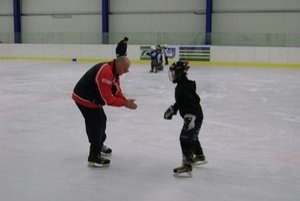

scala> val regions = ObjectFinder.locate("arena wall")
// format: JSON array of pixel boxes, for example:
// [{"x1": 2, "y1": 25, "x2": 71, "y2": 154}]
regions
[{"x1": 0, "y1": 44, "x2": 300, "y2": 68}]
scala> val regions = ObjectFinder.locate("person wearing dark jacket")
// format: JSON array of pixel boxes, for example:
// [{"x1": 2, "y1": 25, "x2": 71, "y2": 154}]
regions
[
  {"x1": 144, "y1": 45, "x2": 163, "y2": 73},
  {"x1": 116, "y1": 37, "x2": 128, "y2": 57},
  {"x1": 164, "y1": 61, "x2": 207, "y2": 177},
  {"x1": 72, "y1": 56, "x2": 137, "y2": 167}
]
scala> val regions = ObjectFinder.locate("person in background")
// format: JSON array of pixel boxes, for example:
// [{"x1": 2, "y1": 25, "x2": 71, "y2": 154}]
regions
[
  {"x1": 144, "y1": 45, "x2": 163, "y2": 73},
  {"x1": 116, "y1": 37, "x2": 129, "y2": 57},
  {"x1": 72, "y1": 56, "x2": 137, "y2": 167},
  {"x1": 161, "y1": 44, "x2": 169, "y2": 65},
  {"x1": 164, "y1": 60, "x2": 207, "y2": 177}
]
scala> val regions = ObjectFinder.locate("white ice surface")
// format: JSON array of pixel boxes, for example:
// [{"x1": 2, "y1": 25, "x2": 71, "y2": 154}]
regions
[{"x1": 0, "y1": 60, "x2": 299, "y2": 201}]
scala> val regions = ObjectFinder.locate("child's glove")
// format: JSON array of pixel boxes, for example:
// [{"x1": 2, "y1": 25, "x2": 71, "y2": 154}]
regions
[
  {"x1": 183, "y1": 114, "x2": 196, "y2": 130},
  {"x1": 164, "y1": 105, "x2": 175, "y2": 120}
]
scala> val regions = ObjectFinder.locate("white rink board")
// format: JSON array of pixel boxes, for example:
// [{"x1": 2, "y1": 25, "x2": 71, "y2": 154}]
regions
[{"x1": 1, "y1": 44, "x2": 300, "y2": 65}]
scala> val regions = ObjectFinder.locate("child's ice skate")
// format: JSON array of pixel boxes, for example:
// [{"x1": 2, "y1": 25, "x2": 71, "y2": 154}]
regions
[
  {"x1": 101, "y1": 145, "x2": 112, "y2": 156},
  {"x1": 192, "y1": 154, "x2": 207, "y2": 166},
  {"x1": 173, "y1": 163, "x2": 192, "y2": 178},
  {"x1": 88, "y1": 154, "x2": 110, "y2": 168}
]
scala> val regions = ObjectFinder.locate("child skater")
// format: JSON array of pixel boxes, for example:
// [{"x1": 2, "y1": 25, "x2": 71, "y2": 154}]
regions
[
  {"x1": 144, "y1": 45, "x2": 163, "y2": 73},
  {"x1": 164, "y1": 60, "x2": 207, "y2": 177}
]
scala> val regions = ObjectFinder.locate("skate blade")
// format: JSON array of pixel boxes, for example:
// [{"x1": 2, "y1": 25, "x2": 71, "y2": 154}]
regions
[
  {"x1": 88, "y1": 162, "x2": 110, "y2": 168},
  {"x1": 173, "y1": 172, "x2": 192, "y2": 178},
  {"x1": 101, "y1": 152, "x2": 112, "y2": 157},
  {"x1": 193, "y1": 160, "x2": 208, "y2": 166}
]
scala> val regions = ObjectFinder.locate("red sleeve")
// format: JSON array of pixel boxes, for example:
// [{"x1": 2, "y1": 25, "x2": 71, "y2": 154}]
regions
[
  {"x1": 115, "y1": 79, "x2": 126, "y2": 99},
  {"x1": 95, "y1": 64, "x2": 126, "y2": 107}
]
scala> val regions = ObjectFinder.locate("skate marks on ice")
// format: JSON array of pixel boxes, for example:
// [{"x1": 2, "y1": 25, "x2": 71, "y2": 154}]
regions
[
  {"x1": 173, "y1": 171, "x2": 192, "y2": 178},
  {"x1": 1, "y1": 62, "x2": 300, "y2": 201},
  {"x1": 273, "y1": 153, "x2": 300, "y2": 166}
]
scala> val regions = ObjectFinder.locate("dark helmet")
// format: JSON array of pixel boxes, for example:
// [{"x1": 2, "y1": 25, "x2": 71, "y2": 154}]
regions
[{"x1": 168, "y1": 60, "x2": 190, "y2": 83}]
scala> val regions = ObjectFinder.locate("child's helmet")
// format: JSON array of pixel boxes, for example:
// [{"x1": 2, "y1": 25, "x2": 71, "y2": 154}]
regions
[{"x1": 168, "y1": 60, "x2": 190, "y2": 83}]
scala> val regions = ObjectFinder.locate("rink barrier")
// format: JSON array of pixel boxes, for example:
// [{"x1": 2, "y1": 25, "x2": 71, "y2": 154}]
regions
[
  {"x1": 133, "y1": 60, "x2": 300, "y2": 68},
  {"x1": 194, "y1": 61, "x2": 300, "y2": 68},
  {"x1": 1, "y1": 44, "x2": 300, "y2": 68},
  {"x1": 1, "y1": 56, "x2": 300, "y2": 68}
]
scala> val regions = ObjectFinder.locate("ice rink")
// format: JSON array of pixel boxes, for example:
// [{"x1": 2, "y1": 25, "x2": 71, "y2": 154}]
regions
[{"x1": 0, "y1": 60, "x2": 299, "y2": 201}]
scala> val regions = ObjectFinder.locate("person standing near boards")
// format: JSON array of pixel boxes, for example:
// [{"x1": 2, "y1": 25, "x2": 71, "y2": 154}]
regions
[{"x1": 116, "y1": 37, "x2": 129, "y2": 57}]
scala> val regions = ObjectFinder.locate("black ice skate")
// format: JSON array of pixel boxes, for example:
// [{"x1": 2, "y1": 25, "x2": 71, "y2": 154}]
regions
[
  {"x1": 192, "y1": 154, "x2": 207, "y2": 166},
  {"x1": 101, "y1": 145, "x2": 112, "y2": 156},
  {"x1": 88, "y1": 154, "x2": 110, "y2": 168},
  {"x1": 173, "y1": 164, "x2": 192, "y2": 178}
]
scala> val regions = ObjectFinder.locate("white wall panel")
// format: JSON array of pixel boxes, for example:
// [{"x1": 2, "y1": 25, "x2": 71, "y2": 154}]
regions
[
  {"x1": 79, "y1": 45, "x2": 102, "y2": 59},
  {"x1": 31, "y1": 44, "x2": 79, "y2": 58},
  {"x1": 1, "y1": 44, "x2": 300, "y2": 65},
  {"x1": 236, "y1": 47, "x2": 255, "y2": 63},
  {"x1": 270, "y1": 47, "x2": 288, "y2": 63},
  {"x1": 110, "y1": 13, "x2": 205, "y2": 32},
  {"x1": 0, "y1": 16, "x2": 13, "y2": 32},
  {"x1": 213, "y1": 12, "x2": 300, "y2": 34},
  {"x1": 110, "y1": 0, "x2": 205, "y2": 12},
  {"x1": 110, "y1": 0, "x2": 205, "y2": 33},
  {"x1": 22, "y1": 15, "x2": 101, "y2": 33},
  {"x1": 0, "y1": 0, "x2": 13, "y2": 41},
  {"x1": 8, "y1": 44, "x2": 44, "y2": 57},
  {"x1": 283, "y1": 13, "x2": 300, "y2": 33},
  {"x1": 210, "y1": 46, "x2": 237, "y2": 62},
  {"x1": 287, "y1": 48, "x2": 300, "y2": 63},
  {"x1": 0, "y1": 0, "x2": 12, "y2": 14},
  {"x1": 213, "y1": 0, "x2": 300, "y2": 34},
  {"x1": 22, "y1": 0, "x2": 101, "y2": 13},
  {"x1": 20, "y1": 0, "x2": 102, "y2": 43},
  {"x1": 214, "y1": 0, "x2": 300, "y2": 10},
  {"x1": 1, "y1": 0, "x2": 300, "y2": 45},
  {"x1": 254, "y1": 47, "x2": 269, "y2": 63}
]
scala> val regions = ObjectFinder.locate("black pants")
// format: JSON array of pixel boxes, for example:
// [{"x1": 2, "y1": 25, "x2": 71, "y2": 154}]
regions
[
  {"x1": 151, "y1": 56, "x2": 163, "y2": 72},
  {"x1": 179, "y1": 109, "x2": 204, "y2": 164},
  {"x1": 76, "y1": 104, "x2": 107, "y2": 157},
  {"x1": 164, "y1": 55, "x2": 168, "y2": 65}
]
